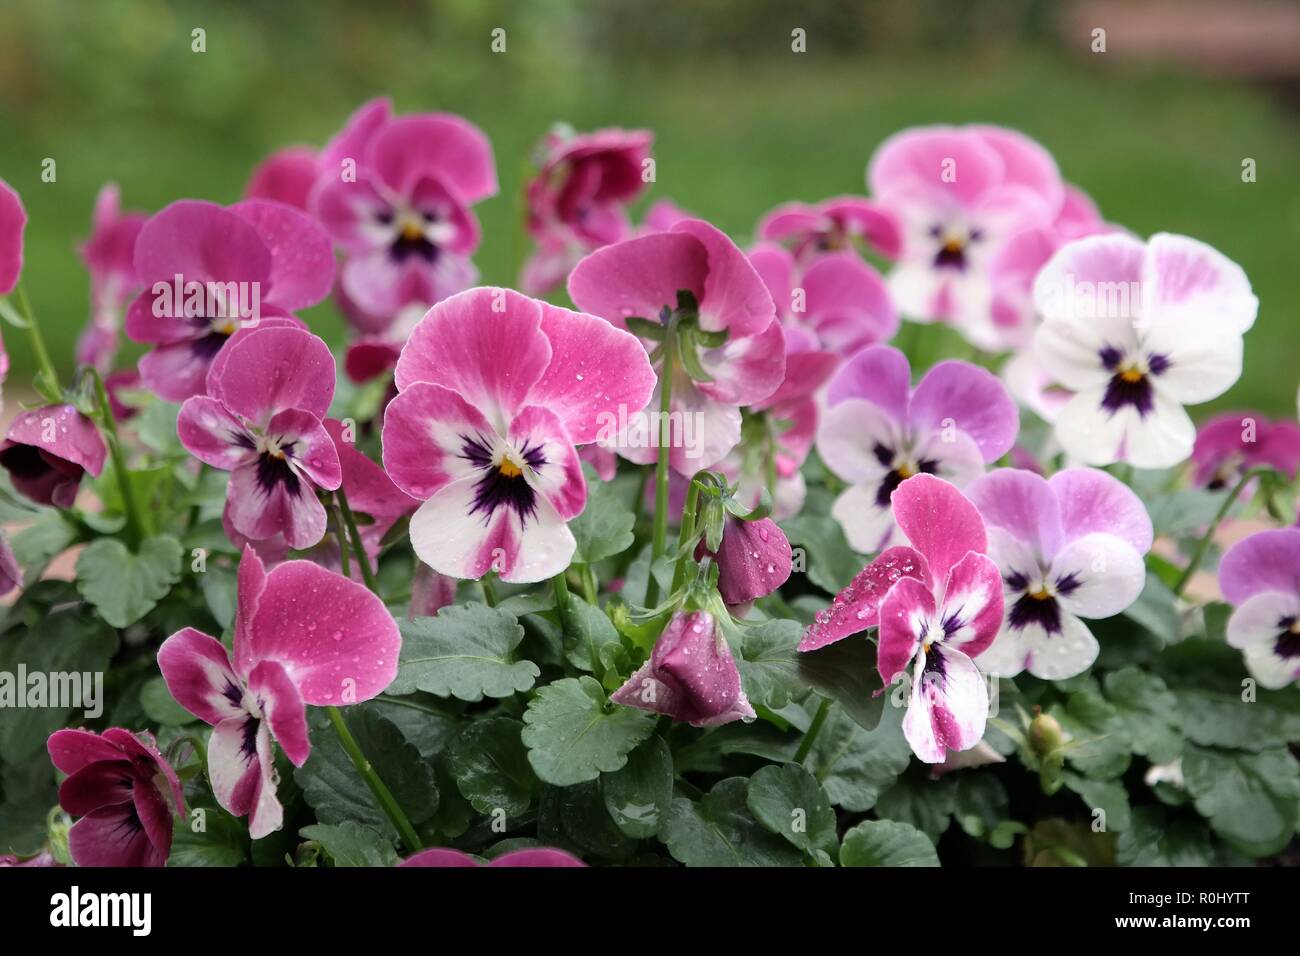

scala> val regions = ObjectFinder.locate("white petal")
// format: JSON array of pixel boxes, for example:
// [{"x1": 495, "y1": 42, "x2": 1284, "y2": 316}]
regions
[
  {"x1": 831, "y1": 482, "x2": 896, "y2": 554},
  {"x1": 1051, "y1": 532, "x2": 1147, "y2": 619}
]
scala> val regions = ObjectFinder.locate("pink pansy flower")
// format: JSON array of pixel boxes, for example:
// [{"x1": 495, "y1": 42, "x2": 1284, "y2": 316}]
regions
[
  {"x1": 1219, "y1": 528, "x2": 1300, "y2": 688},
  {"x1": 177, "y1": 327, "x2": 342, "y2": 549},
  {"x1": 311, "y1": 110, "x2": 496, "y2": 324},
  {"x1": 867, "y1": 125, "x2": 1064, "y2": 349},
  {"x1": 817, "y1": 345, "x2": 1018, "y2": 553},
  {"x1": 125, "y1": 199, "x2": 335, "y2": 401},
  {"x1": 697, "y1": 516, "x2": 793, "y2": 607},
  {"x1": 245, "y1": 145, "x2": 321, "y2": 211},
  {"x1": 76, "y1": 184, "x2": 147, "y2": 371},
  {"x1": 521, "y1": 126, "x2": 653, "y2": 295},
  {"x1": 158, "y1": 545, "x2": 400, "y2": 837},
  {"x1": 401, "y1": 847, "x2": 585, "y2": 867},
  {"x1": 383, "y1": 288, "x2": 655, "y2": 583},
  {"x1": 1191, "y1": 411, "x2": 1300, "y2": 490},
  {"x1": 0, "y1": 404, "x2": 107, "y2": 508},
  {"x1": 568, "y1": 218, "x2": 785, "y2": 473},
  {"x1": 611, "y1": 609, "x2": 756, "y2": 727},
  {"x1": 966, "y1": 468, "x2": 1152, "y2": 679},
  {"x1": 1032, "y1": 232, "x2": 1257, "y2": 468},
  {"x1": 639, "y1": 198, "x2": 694, "y2": 234},
  {"x1": 46, "y1": 728, "x2": 185, "y2": 868},
  {"x1": 0, "y1": 176, "x2": 25, "y2": 296},
  {"x1": 756, "y1": 195, "x2": 900, "y2": 264}
]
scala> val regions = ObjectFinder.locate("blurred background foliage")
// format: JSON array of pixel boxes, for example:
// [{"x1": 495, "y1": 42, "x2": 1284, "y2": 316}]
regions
[{"x1": 1, "y1": 0, "x2": 1297, "y2": 415}]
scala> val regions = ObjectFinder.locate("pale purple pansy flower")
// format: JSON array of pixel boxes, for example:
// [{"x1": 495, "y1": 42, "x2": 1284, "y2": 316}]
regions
[
  {"x1": 312, "y1": 111, "x2": 496, "y2": 324},
  {"x1": 611, "y1": 609, "x2": 756, "y2": 727},
  {"x1": 76, "y1": 184, "x2": 147, "y2": 371},
  {"x1": 158, "y1": 545, "x2": 400, "y2": 837},
  {"x1": 568, "y1": 218, "x2": 785, "y2": 474},
  {"x1": 817, "y1": 345, "x2": 1018, "y2": 553},
  {"x1": 966, "y1": 468, "x2": 1152, "y2": 679},
  {"x1": 124, "y1": 198, "x2": 334, "y2": 401},
  {"x1": 400, "y1": 847, "x2": 585, "y2": 867},
  {"x1": 1219, "y1": 528, "x2": 1300, "y2": 688},
  {"x1": 1191, "y1": 411, "x2": 1300, "y2": 490},
  {"x1": 177, "y1": 327, "x2": 342, "y2": 550},
  {"x1": 245, "y1": 145, "x2": 321, "y2": 211},
  {"x1": 1032, "y1": 232, "x2": 1257, "y2": 468},
  {"x1": 0, "y1": 404, "x2": 107, "y2": 508},
  {"x1": 867, "y1": 124, "x2": 1065, "y2": 348},
  {"x1": 0, "y1": 176, "x2": 25, "y2": 296},
  {"x1": 697, "y1": 516, "x2": 793, "y2": 608},
  {"x1": 756, "y1": 195, "x2": 901, "y2": 264},
  {"x1": 383, "y1": 288, "x2": 655, "y2": 583},
  {"x1": 46, "y1": 728, "x2": 185, "y2": 867},
  {"x1": 521, "y1": 126, "x2": 653, "y2": 295}
]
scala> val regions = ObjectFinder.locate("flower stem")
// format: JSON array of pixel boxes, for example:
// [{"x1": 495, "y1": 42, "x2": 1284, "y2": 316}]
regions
[
  {"x1": 14, "y1": 282, "x2": 61, "y2": 399},
  {"x1": 670, "y1": 477, "x2": 703, "y2": 595},
  {"x1": 794, "y1": 696, "x2": 833, "y2": 765},
  {"x1": 481, "y1": 574, "x2": 499, "y2": 607},
  {"x1": 1174, "y1": 467, "x2": 1270, "y2": 596},
  {"x1": 646, "y1": 318, "x2": 679, "y2": 608},
  {"x1": 335, "y1": 486, "x2": 379, "y2": 595},
  {"x1": 89, "y1": 368, "x2": 147, "y2": 547},
  {"x1": 325, "y1": 705, "x2": 422, "y2": 853},
  {"x1": 581, "y1": 564, "x2": 598, "y2": 604}
]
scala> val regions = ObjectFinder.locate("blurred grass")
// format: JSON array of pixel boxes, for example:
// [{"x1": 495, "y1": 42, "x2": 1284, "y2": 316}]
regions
[{"x1": 1, "y1": 0, "x2": 1297, "y2": 416}]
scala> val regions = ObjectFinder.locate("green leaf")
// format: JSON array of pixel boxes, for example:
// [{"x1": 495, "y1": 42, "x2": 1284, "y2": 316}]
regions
[
  {"x1": 1101, "y1": 666, "x2": 1182, "y2": 764},
  {"x1": 0, "y1": 759, "x2": 57, "y2": 856},
  {"x1": 139, "y1": 676, "x2": 196, "y2": 726},
  {"x1": 746, "y1": 763, "x2": 838, "y2": 856},
  {"x1": 168, "y1": 804, "x2": 249, "y2": 866},
  {"x1": 1182, "y1": 744, "x2": 1300, "y2": 857},
  {"x1": 779, "y1": 514, "x2": 862, "y2": 593},
  {"x1": 601, "y1": 735, "x2": 674, "y2": 839},
  {"x1": 840, "y1": 820, "x2": 940, "y2": 867},
  {"x1": 736, "y1": 618, "x2": 804, "y2": 711},
  {"x1": 133, "y1": 400, "x2": 185, "y2": 456},
  {"x1": 199, "y1": 562, "x2": 239, "y2": 631},
  {"x1": 391, "y1": 605, "x2": 539, "y2": 701},
  {"x1": 797, "y1": 635, "x2": 886, "y2": 733},
  {"x1": 660, "y1": 778, "x2": 803, "y2": 867},
  {"x1": 538, "y1": 781, "x2": 636, "y2": 862},
  {"x1": 300, "y1": 821, "x2": 399, "y2": 867},
  {"x1": 952, "y1": 773, "x2": 1011, "y2": 840},
  {"x1": 808, "y1": 700, "x2": 911, "y2": 812},
  {"x1": 521, "y1": 676, "x2": 655, "y2": 786},
  {"x1": 1048, "y1": 688, "x2": 1131, "y2": 780},
  {"x1": 1120, "y1": 571, "x2": 1180, "y2": 645},
  {"x1": 75, "y1": 535, "x2": 183, "y2": 628},
  {"x1": 1115, "y1": 806, "x2": 1214, "y2": 866},
  {"x1": 11, "y1": 513, "x2": 78, "y2": 585},
  {"x1": 875, "y1": 770, "x2": 957, "y2": 842},
  {"x1": 563, "y1": 597, "x2": 622, "y2": 675},
  {"x1": 1173, "y1": 689, "x2": 1300, "y2": 752},
  {"x1": 1144, "y1": 487, "x2": 1231, "y2": 538},
  {"x1": 1062, "y1": 773, "x2": 1132, "y2": 832},
  {"x1": 569, "y1": 475, "x2": 636, "y2": 564},
  {"x1": 445, "y1": 717, "x2": 537, "y2": 818}
]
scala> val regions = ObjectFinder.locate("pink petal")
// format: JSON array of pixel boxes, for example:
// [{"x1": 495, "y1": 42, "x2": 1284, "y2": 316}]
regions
[
  {"x1": 229, "y1": 199, "x2": 336, "y2": 311},
  {"x1": 5, "y1": 404, "x2": 107, "y2": 477},
  {"x1": 799, "y1": 546, "x2": 930, "y2": 652},
  {"x1": 370, "y1": 113, "x2": 498, "y2": 204},
  {"x1": 1218, "y1": 528, "x2": 1300, "y2": 607},
  {"x1": 965, "y1": 468, "x2": 1064, "y2": 562},
  {"x1": 246, "y1": 659, "x2": 310, "y2": 766},
  {"x1": 567, "y1": 230, "x2": 707, "y2": 331},
  {"x1": 47, "y1": 728, "x2": 126, "y2": 775},
  {"x1": 267, "y1": 408, "x2": 342, "y2": 490},
  {"x1": 177, "y1": 396, "x2": 257, "y2": 471},
  {"x1": 508, "y1": 405, "x2": 586, "y2": 520},
  {"x1": 908, "y1": 360, "x2": 1018, "y2": 463},
  {"x1": 748, "y1": 243, "x2": 794, "y2": 316},
  {"x1": 1047, "y1": 467, "x2": 1153, "y2": 555},
  {"x1": 244, "y1": 146, "x2": 319, "y2": 211},
  {"x1": 210, "y1": 326, "x2": 336, "y2": 424},
  {"x1": 381, "y1": 381, "x2": 495, "y2": 500},
  {"x1": 801, "y1": 252, "x2": 898, "y2": 351},
  {"x1": 67, "y1": 804, "x2": 166, "y2": 868},
  {"x1": 156, "y1": 627, "x2": 245, "y2": 726},
  {"x1": 939, "y1": 552, "x2": 1004, "y2": 658},
  {"x1": 892, "y1": 474, "x2": 988, "y2": 584},
  {"x1": 671, "y1": 219, "x2": 775, "y2": 339},
  {"x1": 318, "y1": 97, "x2": 393, "y2": 173},
  {"x1": 868, "y1": 125, "x2": 1004, "y2": 208},
  {"x1": 132, "y1": 199, "x2": 270, "y2": 288},
  {"x1": 825, "y1": 345, "x2": 911, "y2": 419},
  {"x1": 903, "y1": 643, "x2": 988, "y2": 764},
  {"x1": 489, "y1": 848, "x2": 586, "y2": 867},
  {"x1": 0, "y1": 178, "x2": 25, "y2": 296},
  {"x1": 1142, "y1": 232, "x2": 1257, "y2": 334},
  {"x1": 226, "y1": 457, "x2": 330, "y2": 550},
  {"x1": 876, "y1": 574, "x2": 935, "y2": 684},
  {"x1": 57, "y1": 760, "x2": 135, "y2": 816},
  {"x1": 399, "y1": 848, "x2": 481, "y2": 867},
  {"x1": 696, "y1": 318, "x2": 787, "y2": 407}
]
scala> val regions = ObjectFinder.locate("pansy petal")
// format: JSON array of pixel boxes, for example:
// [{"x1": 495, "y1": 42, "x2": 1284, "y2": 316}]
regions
[
  {"x1": 1242, "y1": 642, "x2": 1300, "y2": 691},
  {"x1": 132, "y1": 199, "x2": 270, "y2": 288},
  {"x1": 868, "y1": 126, "x2": 1003, "y2": 208},
  {"x1": 399, "y1": 848, "x2": 481, "y2": 867},
  {"x1": 246, "y1": 659, "x2": 310, "y2": 766},
  {"x1": 381, "y1": 381, "x2": 495, "y2": 499},
  {"x1": 825, "y1": 345, "x2": 911, "y2": 418},
  {"x1": 207, "y1": 714, "x2": 263, "y2": 820},
  {"x1": 903, "y1": 644, "x2": 988, "y2": 765},
  {"x1": 67, "y1": 805, "x2": 166, "y2": 868},
  {"x1": 57, "y1": 760, "x2": 135, "y2": 816},
  {"x1": 1030, "y1": 232, "x2": 1147, "y2": 326},
  {"x1": 939, "y1": 551, "x2": 1004, "y2": 658},
  {"x1": 210, "y1": 326, "x2": 336, "y2": 424},
  {"x1": 671, "y1": 219, "x2": 776, "y2": 339},
  {"x1": 1033, "y1": 315, "x2": 1137, "y2": 393},
  {"x1": 816, "y1": 398, "x2": 899, "y2": 483},
  {"x1": 1224, "y1": 589, "x2": 1300, "y2": 650},
  {"x1": 801, "y1": 252, "x2": 898, "y2": 351},
  {"x1": 1219, "y1": 528, "x2": 1300, "y2": 606},
  {"x1": 877, "y1": 575, "x2": 935, "y2": 685},
  {"x1": 908, "y1": 360, "x2": 1019, "y2": 463},
  {"x1": 1048, "y1": 467, "x2": 1153, "y2": 554},
  {"x1": 892, "y1": 474, "x2": 987, "y2": 583},
  {"x1": 489, "y1": 848, "x2": 587, "y2": 867},
  {"x1": 567, "y1": 231, "x2": 708, "y2": 331},
  {"x1": 132, "y1": 774, "x2": 176, "y2": 861},
  {"x1": 0, "y1": 178, "x2": 26, "y2": 296},
  {"x1": 370, "y1": 113, "x2": 498, "y2": 204},
  {"x1": 830, "y1": 481, "x2": 899, "y2": 554},
  {"x1": 1140, "y1": 314, "x2": 1243, "y2": 405},
  {"x1": 966, "y1": 469, "x2": 1063, "y2": 561},
  {"x1": 247, "y1": 721, "x2": 285, "y2": 840},
  {"x1": 156, "y1": 627, "x2": 245, "y2": 726},
  {"x1": 137, "y1": 341, "x2": 221, "y2": 404},
  {"x1": 266, "y1": 408, "x2": 342, "y2": 490},
  {"x1": 799, "y1": 546, "x2": 929, "y2": 651},
  {"x1": 1049, "y1": 532, "x2": 1146, "y2": 619},
  {"x1": 509, "y1": 405, "x2": 586, "y2": 520},
  {"x1": 5, "y1": 404, "x2": 107, "y2": 477},
  {"x1": 244, "y1": 145, "x2": 319, "y2": 211},
  {"x1": 1142, "y1": 232, "x2": 1257, "y2": 335},
  {"x1": 228, "y1": 199, "x2": 335, "y2": 311},
  {"x1": 177, "y1": 396, "x2": 257, "y2": 471},
  {"x1": 46, "y1": 728, "x2": 127, "y2": 776},
  {"x1": 226, "y1": 457, "x2": 329, "y2": 550},
  {"x1": 696, "y1": 318, "x2": 786, "y2": 407}
]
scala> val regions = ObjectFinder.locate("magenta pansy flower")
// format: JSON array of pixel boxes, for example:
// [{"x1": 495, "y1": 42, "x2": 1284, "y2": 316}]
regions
[
  {"x1": 817, "y1": 345, "x2": 1018, "y2": 553},
  {"x1": 756, "y1": 195, "x2": 900, "y2": 264},
  {"x1": 245, "y1": 145, "x2": 321, "y2": 211},
  {"x1": 698, "y1": 516, "x2": 793, "y2": 607},
  {"x1": 383, "y1": 288, "x2": 655, "y2": 583},
  {"x1": 568, "y1": 218, "x2": 785, "y2": 473},
  {"x1": 177, "y1": 326, "x2": 342, "y2": 549},
  {"x1": 76, "y1": 184, "x2": 147, "y2": 371},
  {"x1": 158, "y1": 545, "x2": 400, "y2": 837},
  {"x1": 47, "y1": 728, "x2": 185, "y2": 867},
  {"x1": 0, "y1": 176, "x2": 25, "y2": 296},
  {"x1": 125, "y1": 198, "x2": 334, "y2": 401},
  {"x1": 1219, "y1": 528, "x2": 1300, "y2": 689},
  {"x1": 611, "y1": 610, "x2": 756, "y2": 727},
  {"x1": 1032, "y1": 232, "x2": 1257, "y2": 468},
  {"x1": 312, "y1": 110, "x2": 497, "y2": 324},
  {"x1": 400, "y1": 847, "x2": 585, "y2": 867},
  {"x1": 521, "y1": 126, "x2": 653, "y2": 295},
  {"x1": 1191, "y1": 411, "x2": 1300, "y2": 490},
  {"x1": 0, "y1": 404, "x2": 107, "y2": 508},
  {"x1": 867, "y1": 125, "x2": 1064, "y2": 348},
  {"x1": 966, "y1": 468, "x2": 1152, "y2": 679}
]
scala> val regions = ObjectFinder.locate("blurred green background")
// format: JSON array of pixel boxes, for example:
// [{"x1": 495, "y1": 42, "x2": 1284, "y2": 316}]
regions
[{"x1": 1, "y1": 0, "x2": 1297, "y2": 416}]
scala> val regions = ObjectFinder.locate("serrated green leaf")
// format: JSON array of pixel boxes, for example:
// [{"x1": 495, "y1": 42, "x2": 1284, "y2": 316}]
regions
[
  {"x1": 168, "y1": 803, "x2": 249, "y2": 867},
  {"x1": 446, "y1": 717, "x2": 537, "y2": 818},
  {"x1": 779, "y1": 514, "x2": 862, "y2": 593},
  {"x1": 1102, "y1": 666, "x2": 1182, "y2": 764},
  {"x1": 840, "y1": 820, "x2": 939, "y2": 867},
  {"x1": 75, "y1": 535, "x2": 183, "y2": 628},
  {"x1": 660, "y1": 778, "x2": 802, "y2": 867},
  {"x1": 11, "y1": 513, "x2": 78, "y2": 585},
  {"x1": 1182, "y1": 744, "x2": 1300, "y2": 858},
  {"x1": 1048, "y1": 688, "x2": 1131, "y2": 780},
  {"x1": 875, "y1": 769, "x2": 957, "y2": 842},
  {"x1": 746, "y1": 762, "x2": 837, "y2": 856},
  {"x1": 139, "y1": 675, "x2": 196, "y2": 726},
  {"x1": 522, "y1": 676, "x2": 655, "y2": 786},
  {"x1": 1115, "y1": 806, "x2": 1214, "y2": 866},
  {"x1": 601, "y1": 735, "x2": 673, "y2": 839},
  {"x1": 808, "y1": 700, "x2": 911, "y2": 812},
  {"x1": 569, "y1": 476, "x2": 636, "y2": 564},
  {"x1": 300, "y1": 821, "x2": 399, "y2": 867},
  {"x1": 1174, "y1": 689, "x2": 1300, "y2": 752},
  {"x1": 736, "y1": 618, "x2": 804, "y2": 711},
  {"x1": 391, "y1": 604, "x2": 538, "y2": 701}
]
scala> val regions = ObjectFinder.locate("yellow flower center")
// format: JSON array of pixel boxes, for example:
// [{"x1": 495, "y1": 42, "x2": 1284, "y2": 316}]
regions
[
  {"x1": 1029, "y1": 587, "x2": 1053, "y2": 601},
  {"x1": 1118, "y1": 364, "x2": 1144, "y2": 384},
  {"x1": 498, "y1": 458, "x2": 523, "y2": 478},
  {"x1": 400, "y1": 221, "x2": 425, "y2": 242}
]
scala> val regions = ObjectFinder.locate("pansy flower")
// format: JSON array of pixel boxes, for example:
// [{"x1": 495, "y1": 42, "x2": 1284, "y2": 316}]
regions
[
  {"x1": 401, "y1": 847, "x2": 585, "y2": 867},
  {"x1": 966, "y1": 468, "x2": 1152, "y2": 679},
  {"x1": 157, "y1": 545, "x2": 400, "y2": 837},
  {"x1": 0, "y1": 176, "x2": 24, "y2": 296},
  {"x1": 1032, "y1": 232, "x2": 1257, "y2": 468},
  {"x1": 1191, "y1": 411, "x2": 1300, "y2": 490},
  {"x1": 568, "y1": 218, "x2": 785, "y2": 473},
  {"x1": 76, "y1": 184, "x2": 147, "y2": 371},
  {"x1": 312, "y1": 111, "x2": 496, "y2": 324},
  {"x1": 0, "y1": 404, "x2": 107, "y2": 508},
  {"x1": 639, "y1": 198, "x2": 694, "y2": 234},
  {"x1": 697, "y1": 515, "x2": 793, "y2": 608},
  {"x1": 611, "y1": 609, "x2": 756, "y2": 727},
  {"x1": 1219, "y1": 528, "x2": 1300, "y2": 688},
  {"x1": 867, "y1": 125, "x2": 1064, "y2": 349},
  {"x1": 756, "y1": 195, "x2": 900, "y2": 264},
  {"x1": 245, "y1": 145, "x2": 321, "y2": 211},
  {"x1": 125, "y1": 199, "x2": 335, "y2": 401},
  {"x1": 521, "y1": 126, "x2": 653, "y2": 295},
  {"x1": 46, "y1": 728, "x2": 185, "y2": 867},
  {"x1": 817, "y1": 345, "x2": 1018, "y2": 553},
  {"x1": 177, "y1": 326, "x2": 342, "y2": 549},
  {"x1": 383, "y1": 288, "x2": 655, "y2": 583}
]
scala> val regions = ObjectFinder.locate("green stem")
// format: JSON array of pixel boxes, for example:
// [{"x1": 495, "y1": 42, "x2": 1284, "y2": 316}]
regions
[
  {"x1": 335, "y1": 486, "x2": 379, "y2": 594},
  {"x1": 89, "y1": 368, "x2": 147, "y2": 547},
  {"x1": 580, "y1": 564, "x2": 598, "y2": 605},
  {"x1": 553, "y1": 571, "x2": 598, "y2": 674},
  {"x1": 481, "y1": 574, "x2": 499, "y2": 607},
  {"x1": 794, "y1": 697, "x2": 832, "y2": 764},
  {"x1": 14, "y1": 283, "x2": 60, "y2": 398},
  {"x1": 646, "y1": 319, "x2": 679, "y2": 608},
  {"x1": 325, "y1": 705, "x2": 422, "y2": 853},
  {"x1": 335, "y1": 500, "x2": 352, "y2": 580},
  {"x1": 1174, "y1": 467, "x2": 1270, "y2": 596},
  {"x1": 670, "y1": 478, "x2": 703, "y2": 595}
]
